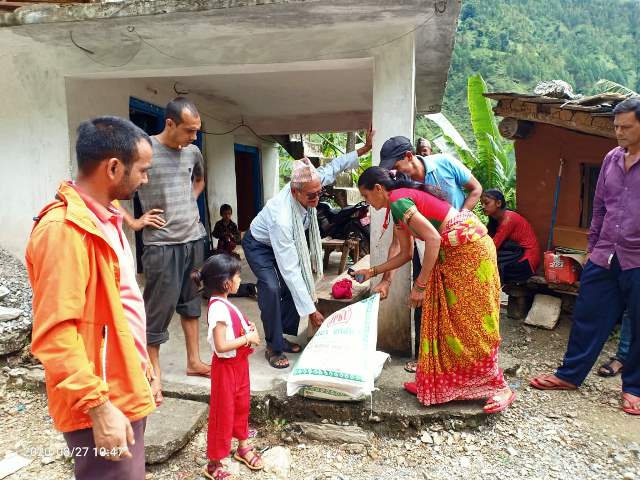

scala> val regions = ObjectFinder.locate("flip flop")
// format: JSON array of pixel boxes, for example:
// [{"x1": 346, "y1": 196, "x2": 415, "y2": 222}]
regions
[
  {"x1": 265, "y1": 349, "x2": 289, "y2": 369},
  {"x1": 484, "y1": 389, "x2": 516, "y2": 414},
  {"x1": 282, "y1": 339, "x2": 302, "y2": 354},
  {"x1": 622, "y1": 393, "x2": 640, "y2": 416},
  {"x1": 404, "y1": 361, "x2": 417, "y2": 373},
  {"x1": 187, "y1": 369, "x2": 211, "y2": 379},
  {"x1": 233, "y1": 446, "x2": 264, "y2": 471},
  {"x1": 597, "y1": 357, "x2": 623, "y2": 377},
  {"x1": 530, "y1": 374, "x2": 577, "y2": 391}
]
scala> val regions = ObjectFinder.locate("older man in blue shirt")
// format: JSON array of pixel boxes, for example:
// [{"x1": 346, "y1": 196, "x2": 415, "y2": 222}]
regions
[
  {"x1": 530, "y1": 98, "x2": 640, "y2": 416},
  {"x1": 375, "y1": 136, "x2": 483, "y2": 372}
]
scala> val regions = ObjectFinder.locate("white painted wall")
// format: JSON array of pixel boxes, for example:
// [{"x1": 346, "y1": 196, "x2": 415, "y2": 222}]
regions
[
  {"x1": 0, "y1": 33, "x2": 70, "y2": 260},
  {"x1": 0, "y1": 62, "x2": 276, "y2": 260},
  {"x1": 371, "y1": 33, "x2": 416, "y2": 355}
]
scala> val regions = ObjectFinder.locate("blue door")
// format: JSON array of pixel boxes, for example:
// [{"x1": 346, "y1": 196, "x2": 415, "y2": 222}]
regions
[{"x1": 234, "y1": 144, "x2": 263, "y2": 231}]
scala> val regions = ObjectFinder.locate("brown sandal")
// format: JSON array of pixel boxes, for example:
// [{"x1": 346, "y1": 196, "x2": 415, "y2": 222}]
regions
[
  {"x1": 234, "y1": 446, "x2": 264, "y2": 470},
  {"x1": 597, "y1": 357, "x2": 623, "y2": 377},
  {"x1": 202, "y1": 461, "x2": 233, "y2": 479},
  {"x1": 265, "y1": 348, "x2": 289, "y2": 369}
]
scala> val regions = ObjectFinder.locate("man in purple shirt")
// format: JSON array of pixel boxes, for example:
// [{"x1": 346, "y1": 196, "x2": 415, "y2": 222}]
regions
[{"x1": 530, "y1": 98, "x2": 640, "y2": 415}]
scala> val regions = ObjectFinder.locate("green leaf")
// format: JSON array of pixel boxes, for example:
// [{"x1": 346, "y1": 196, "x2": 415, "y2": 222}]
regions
[{"x1": 594, "y1": 79, "x2": 638, "y2": 97}]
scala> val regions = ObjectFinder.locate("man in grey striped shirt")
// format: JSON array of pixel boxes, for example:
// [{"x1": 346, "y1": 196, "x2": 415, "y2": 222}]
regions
[{"x1": 122, "y1": 97, "x2": 209, "y2": 406}]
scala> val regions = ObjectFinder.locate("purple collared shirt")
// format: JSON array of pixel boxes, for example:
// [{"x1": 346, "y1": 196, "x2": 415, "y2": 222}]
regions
[{"x1": 588, "y1": 146, "x2": 640, "y2": 270}]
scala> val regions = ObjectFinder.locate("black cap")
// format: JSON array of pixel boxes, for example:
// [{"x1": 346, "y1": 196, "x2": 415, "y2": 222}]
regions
[{"x1": 379, "y1": 136, "x2": 413, "y2": 169}]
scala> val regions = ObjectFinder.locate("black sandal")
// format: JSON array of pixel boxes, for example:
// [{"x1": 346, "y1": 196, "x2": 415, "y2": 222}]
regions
[
  {"x1": 404, "y1": 360, "x2": 417, "y2": 373},
  {"x1": 265, "y1": 348, "x2": 289, "y2": 369},
  {"x1": 282, "y1": 339, "x2": 302, "y2": 354},
  {"x1": 597, "y1": 357, "x2": 623, "y2": 377}
]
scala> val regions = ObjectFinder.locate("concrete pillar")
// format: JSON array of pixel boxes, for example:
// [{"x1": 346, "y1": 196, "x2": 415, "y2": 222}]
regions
[
  {"x1": 260, "y1": 141, "x2": 280, "y2": 203},
  {"x1": 371, "y1": 33, "x2": 416, "y2": 355},
  {"x1": 203, "y1": 132, "x2": 237, "y2": 227}
]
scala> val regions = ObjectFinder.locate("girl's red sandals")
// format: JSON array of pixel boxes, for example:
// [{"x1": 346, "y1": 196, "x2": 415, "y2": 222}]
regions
[
  {"x1": 234, "y1": 445, "x2": 264, "y2": 471},
  {"x1": 202, "y1": 461, "x2": 232, "y2": 480}
]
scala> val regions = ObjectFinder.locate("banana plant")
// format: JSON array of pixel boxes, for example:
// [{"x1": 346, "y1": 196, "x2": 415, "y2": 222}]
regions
[
  {"x1": 467, "y1": 73, "x2": 515, "y2": 194},
  {"x1": 422, "y1": 73, "x2": 516, "y2": 206},
  {"x1": 594, "y1": 79, "x2": 638, "y2": 97}
]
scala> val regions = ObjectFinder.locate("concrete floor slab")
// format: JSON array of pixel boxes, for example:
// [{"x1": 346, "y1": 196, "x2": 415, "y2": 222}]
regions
[
  {"x1": 158, "y1": 250, "x2": 347, "y2": 394},
  {"x1": 156, "y1": 251, "x2": 493, "y2": 434}
]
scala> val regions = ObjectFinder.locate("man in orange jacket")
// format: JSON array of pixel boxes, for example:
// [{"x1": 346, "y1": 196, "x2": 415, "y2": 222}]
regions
[{"x1": 26, "y1": 116, "x2": 156, "y2": 479}]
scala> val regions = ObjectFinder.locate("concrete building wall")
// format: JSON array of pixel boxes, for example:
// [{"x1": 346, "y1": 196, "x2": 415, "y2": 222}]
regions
[
  {"x1": 0, "y1": 67, "x2": 278, "y2": 259},
  {"x1": 514, "y1": 123, "x2": 616, "y2": 253},
  {"x1": 0, "y1": 33, "x2": 70, "y2": 260},
  {"x1": 0, "y1": 2, "x2": 457, "y2": 348}
]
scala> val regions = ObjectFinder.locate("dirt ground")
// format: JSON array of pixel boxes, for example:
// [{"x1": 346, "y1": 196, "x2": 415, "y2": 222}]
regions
[{"x1": 1, "y1": 313, "x2": 639, "y2": 480}]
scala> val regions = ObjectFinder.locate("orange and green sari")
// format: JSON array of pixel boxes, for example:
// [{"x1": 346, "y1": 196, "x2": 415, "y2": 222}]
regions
[{"x1": 390, "y1": 195, "x2": 507, "y2": 405}]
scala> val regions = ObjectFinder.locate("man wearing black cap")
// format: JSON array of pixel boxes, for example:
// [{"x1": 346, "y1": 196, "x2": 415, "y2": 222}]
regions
[
  {"x1": 375, "y1": 136, "x2": 483, "y2": 372},
  {"x1": 379, "y1": 136, "x2": 482, "y2": 210}
]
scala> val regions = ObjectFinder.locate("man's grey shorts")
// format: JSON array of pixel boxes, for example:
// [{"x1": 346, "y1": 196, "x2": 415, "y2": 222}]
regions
[{"x1": 142, "y1": 238, "x2": 204, "y2": 346}]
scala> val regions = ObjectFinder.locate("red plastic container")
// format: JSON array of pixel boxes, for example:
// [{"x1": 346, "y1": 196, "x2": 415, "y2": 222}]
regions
[{"x1": 543, "y1": 251, "x2": 581, "y2": 285}]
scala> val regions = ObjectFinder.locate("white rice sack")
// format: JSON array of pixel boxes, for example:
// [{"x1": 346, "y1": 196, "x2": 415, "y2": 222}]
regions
[
  {"x1": 287, "y1": 294, "x2": 382, "y2": 401},
  {"x1": 295, "y1": 350, "x2": 390, "y2": 401}
]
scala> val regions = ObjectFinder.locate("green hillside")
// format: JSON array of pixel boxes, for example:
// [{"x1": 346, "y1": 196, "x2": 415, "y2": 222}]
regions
[{"x1": 434, "y1": 0, "x2": 640, "y2": 141}]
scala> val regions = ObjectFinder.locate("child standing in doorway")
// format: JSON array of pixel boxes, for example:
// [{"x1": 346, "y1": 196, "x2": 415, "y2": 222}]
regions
[
  {"x1": 193, "y1": 254, "x2": 264, "y2": 479},
  {"x1": 213, "y1": 204, "x2": 242, "y2": 257}
]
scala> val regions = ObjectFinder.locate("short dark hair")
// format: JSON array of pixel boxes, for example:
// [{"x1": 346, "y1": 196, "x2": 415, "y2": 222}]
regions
[
  {"x1": 76, "y1": 116, "x2": 151, "y2": 175},
  {"x1": 220, "y1": 204, "x2": 232, "y2": 216},
  {"x1": 613, "y1": 97, "x2": 640, "y2": 122},
  {"x1": 166, "y1": 97, "x2": 199, "y2": 125},
  {"x1": 192, "y1": 254, "x2": 241, "y2": 295}
]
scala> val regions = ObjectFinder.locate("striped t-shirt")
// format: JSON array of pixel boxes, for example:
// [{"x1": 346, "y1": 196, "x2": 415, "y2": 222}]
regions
[{"x1": 136, "y1": 137, "x2": 206, "y2": 245}]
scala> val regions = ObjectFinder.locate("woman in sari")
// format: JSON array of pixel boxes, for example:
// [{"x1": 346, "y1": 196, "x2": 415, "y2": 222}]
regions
[{"x1": 354, "y1": 167, "x2": 515, "y2": 413}]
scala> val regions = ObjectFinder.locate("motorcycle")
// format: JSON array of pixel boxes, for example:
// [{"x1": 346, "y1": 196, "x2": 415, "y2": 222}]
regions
[{"x1": 316, "y1": 199, "x2": 370, "y2": 256}]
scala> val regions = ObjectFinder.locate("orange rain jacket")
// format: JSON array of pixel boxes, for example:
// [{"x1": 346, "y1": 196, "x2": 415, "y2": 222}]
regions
[{"x1": 25, "y1": 183, "x2": 155, "y2": 433}]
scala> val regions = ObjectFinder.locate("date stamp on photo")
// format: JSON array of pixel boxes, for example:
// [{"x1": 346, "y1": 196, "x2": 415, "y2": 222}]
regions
[{"x1": 29, "y1": 446, "x2": 128, "y2": 458}]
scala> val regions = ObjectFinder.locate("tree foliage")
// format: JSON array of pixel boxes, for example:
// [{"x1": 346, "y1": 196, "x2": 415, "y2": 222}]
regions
[{"x1": 442, "y1": 0, "x2": 640, "y2": 142}]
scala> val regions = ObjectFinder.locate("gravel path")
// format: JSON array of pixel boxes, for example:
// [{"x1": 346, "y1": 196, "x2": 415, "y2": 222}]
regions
[
  {"x1": 1, "y1": 244, "x2": 638, "y2": 479},
  {"x1": 1, "y1": 317, "x2": 639, "y2": 480},
  {"x1": 0, "y1": 247, "x2": 32, "y2": 355}
]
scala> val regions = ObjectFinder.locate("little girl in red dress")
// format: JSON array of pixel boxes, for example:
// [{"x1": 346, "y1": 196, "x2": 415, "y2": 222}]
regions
[{"x1": 193, "y1": 254, "x2": 263, "y2": 479}]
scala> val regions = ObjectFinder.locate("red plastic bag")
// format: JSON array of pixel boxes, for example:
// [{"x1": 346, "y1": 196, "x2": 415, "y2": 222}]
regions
[
  {"x1": 543, "y1": 251, "x2": 581, "y2": 285},
  {"x1": 332, "y1": 279, "x2": 353, "y2": 299}
]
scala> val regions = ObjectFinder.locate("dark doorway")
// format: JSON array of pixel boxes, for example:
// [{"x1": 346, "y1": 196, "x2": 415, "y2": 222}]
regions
[{"x1": 234, "y1": 144, "x2": 262, "y2": 231}]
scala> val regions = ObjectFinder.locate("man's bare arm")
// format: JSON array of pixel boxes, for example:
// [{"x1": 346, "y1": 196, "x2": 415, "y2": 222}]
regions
[{"x1": 462, "y1": 174, "x2": 483, "y2": 211}]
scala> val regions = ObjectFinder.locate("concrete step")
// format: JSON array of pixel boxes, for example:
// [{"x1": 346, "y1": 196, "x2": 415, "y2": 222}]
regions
[
  {"x1": 161, "y1": 358, "x2": 492, "y2": 436},
  {"x1": 144, "y1": 397, "x2": 208, "y2": 464},
  {"x1": 6, "y1": 356, "x2": 517, "y2": 439}
]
